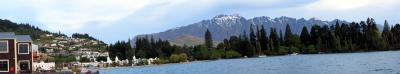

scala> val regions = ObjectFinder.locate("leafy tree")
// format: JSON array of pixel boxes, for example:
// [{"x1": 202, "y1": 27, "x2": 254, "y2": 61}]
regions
[
  {"x1": 72, "y1": 33, "x2": 97, "y2": 40},
  {"x1": 365, "y1": 18, "x2": 385, "y2": 50},
  {"x1": 193, "y1": 45, "x2": 210, "y2": 60}
]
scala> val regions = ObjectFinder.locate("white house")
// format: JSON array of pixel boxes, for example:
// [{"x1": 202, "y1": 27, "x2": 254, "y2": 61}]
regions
[{"x1": 33, "y1": 61, "x2": 55, "y2": 71}]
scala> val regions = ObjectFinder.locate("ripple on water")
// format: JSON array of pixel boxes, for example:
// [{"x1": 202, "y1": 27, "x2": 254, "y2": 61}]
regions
[{"x1": 369, "y1": 69, "x2": 393, "y2": 72}]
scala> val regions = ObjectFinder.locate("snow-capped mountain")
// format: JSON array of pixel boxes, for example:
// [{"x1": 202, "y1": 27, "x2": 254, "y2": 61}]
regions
[{"x1": 132, "y1": 14, "x2": 347, "y2": 46}]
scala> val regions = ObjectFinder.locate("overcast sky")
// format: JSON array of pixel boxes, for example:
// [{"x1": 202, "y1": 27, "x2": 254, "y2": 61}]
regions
[{"x1": 1, "y1": 0, "x2": 399, "y2": 43}]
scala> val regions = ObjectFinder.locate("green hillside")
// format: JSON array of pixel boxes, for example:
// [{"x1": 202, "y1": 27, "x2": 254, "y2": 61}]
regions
[{"x1": 0, "y1": 19, "x2": 107, "y2": 52}]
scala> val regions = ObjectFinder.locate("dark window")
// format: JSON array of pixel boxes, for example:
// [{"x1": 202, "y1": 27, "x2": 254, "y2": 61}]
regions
[
  {"x1": 0, "y1": 42, "x2": 7, "y2": 53},
  {"x1": 19, "y1": 44, "x2": 29, "y2": 54},
  {"x1": 19, "y1": 61, "x2": 29, "y2": 71},
  {"x1": 0, "y1": 60, "x2": 8, "y2": 71}
]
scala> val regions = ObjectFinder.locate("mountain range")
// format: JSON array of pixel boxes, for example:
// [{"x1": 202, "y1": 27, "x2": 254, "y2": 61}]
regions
[{"x1": 133, "y1": 14, "x2": 348, "y2": 46}]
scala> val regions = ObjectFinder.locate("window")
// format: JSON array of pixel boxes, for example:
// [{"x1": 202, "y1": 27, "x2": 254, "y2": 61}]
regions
[
  {"x1": 19, "y1": 61, "x2": 30, "y2": 71},
  {"x1": 0, "y1": 41, "x2": 7, "y2": 53},
  {"x1": 0, "y1": 60, "x2": 8, "y2": 72},
  {"x1": 19, "y1": 43, "x2": 29, "y2": 54}
]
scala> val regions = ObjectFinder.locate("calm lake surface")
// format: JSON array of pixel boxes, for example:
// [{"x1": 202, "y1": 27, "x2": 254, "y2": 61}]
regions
[{"x1": 100, "y1": 51, "x2": 400, "y2": 74}]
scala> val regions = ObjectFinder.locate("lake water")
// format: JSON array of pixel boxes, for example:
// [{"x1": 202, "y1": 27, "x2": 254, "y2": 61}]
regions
[{"x1": 100, "y1": 51, "x2": 400, "y2": 74}]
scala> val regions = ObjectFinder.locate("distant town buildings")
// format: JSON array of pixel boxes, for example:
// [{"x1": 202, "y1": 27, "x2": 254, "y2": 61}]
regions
[{"x1": 33, "y1": 61, "x2": 55, "y2": 71}]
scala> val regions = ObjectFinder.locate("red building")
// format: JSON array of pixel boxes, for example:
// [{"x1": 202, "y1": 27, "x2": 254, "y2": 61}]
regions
[{"x1": 0, "y1": 32, "x2": 33, "y2": 74}]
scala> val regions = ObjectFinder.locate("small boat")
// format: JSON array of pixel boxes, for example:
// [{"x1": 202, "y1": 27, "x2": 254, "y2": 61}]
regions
[{"x1": 258, "y1": 55, "x2": 267, "y2": 58}]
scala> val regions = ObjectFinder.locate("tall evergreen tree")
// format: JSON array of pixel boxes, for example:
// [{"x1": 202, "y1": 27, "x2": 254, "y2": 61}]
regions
[
  {"x1": 243, "y1": 35, "x2": 256, "y2": 57},
  {"x1": 284, "y1": 24, "x2": 294, "y2": 46},
  {"x1": 279, "y1": 30, "x2": 284, "y2": 45},
  {"x1": 382, "y1": 20, "x2": 392, "y2": 49},
  {"x1": 258, "y1": 25, "x2": 269, "y2": 54},
  {"x1": 332, "y1": 34, "x2": 342, "y2": 52},
  {"x1": 360, "y1": 21, "x2": 368, "y2": 50},
  {"x1": 300, "y1": 26, "x2": 310, "y2": 45},
  {"x1": 249, "y1": 24, "x2": 257, "y2": 49},
  {"x1": 205, "y1": 29, "x2": 213, "y2": 49},
  {"x1": 391, "y1": 24, "x2": 400, "y2": 48},
  {"x1": 255, "y1": 25, "x2": 262, "y2": 55},
  {"x1": 348, "y1": 22, "x2": 363, "y2": 51},
  {"x1": 270, "y1": 28, "x2": 280, "y2": 53},
  {"x1": 310, "y1": 25, "x2": 321, "y2": 45}
]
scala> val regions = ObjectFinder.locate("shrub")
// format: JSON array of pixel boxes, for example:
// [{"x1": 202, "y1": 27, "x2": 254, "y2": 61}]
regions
[
  {"x1": 210, "y1": 50, "x2": 223, "y2": 59},
  {"x1": 169, "y1": 53, "x2": 188, "y2": 63},
  {"x1": 71, "y1": 67, "x2": 81, "y2": 74},
  {"x1": 80, "y1": 57, "x2": 91, "y2": 63},
  {"x1": 225, "y1": 50, "x2": 242, "y2": 58},
  {"x1": 152, "y1": 59, "x2": 167, "y2": 64},
  {"x1": 111, "y1": 62, "x2": 118, "y2": 67},
  {"x1": 304, "y1": 45, "x2": 317, "y2": 54},
  {"x1": 277, "y1": 46, "x2": 289, "y2": 55},
  {"x1": 134, "y1": 60, "x2": 149, "y2": 66},
  {"x1": 289, "y1": 46, "x2": 300, "y2": 54}
]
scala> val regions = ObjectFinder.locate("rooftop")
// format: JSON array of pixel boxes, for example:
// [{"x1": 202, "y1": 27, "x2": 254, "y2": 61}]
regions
[
  {"x1": 16, "y1": 35, "x2": 32, "y2": 42},
  {"x1": 0, "y1": 32, "x2": 15, "y2": 39},
  {"x1": 0, "y1": 32, "x2": 32, "y2": 42}
]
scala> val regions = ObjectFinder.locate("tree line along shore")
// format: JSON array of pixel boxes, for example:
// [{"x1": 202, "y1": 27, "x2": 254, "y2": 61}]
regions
[{"x1": 107, "y1": 18, "x2": 400, "y2": 65}]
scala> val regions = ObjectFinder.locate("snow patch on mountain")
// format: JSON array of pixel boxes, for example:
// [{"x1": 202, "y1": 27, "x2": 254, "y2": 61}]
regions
[{"x1": 133, "y1": 14, "x2": 349, "y2": 46}]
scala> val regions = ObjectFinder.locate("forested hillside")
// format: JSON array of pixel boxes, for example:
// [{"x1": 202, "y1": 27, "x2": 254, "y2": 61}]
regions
[
  {"x1": 0, "y1": 19, "x2": 65, "y2": 39},
  {"x1": 0, "y1": 19, "x2": 106, "y2": 51}
]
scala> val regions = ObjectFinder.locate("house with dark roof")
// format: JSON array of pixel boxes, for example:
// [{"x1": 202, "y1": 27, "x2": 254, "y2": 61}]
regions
[{"x1": 0, "y1": 32, "x2": 33, "y2": 74}]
